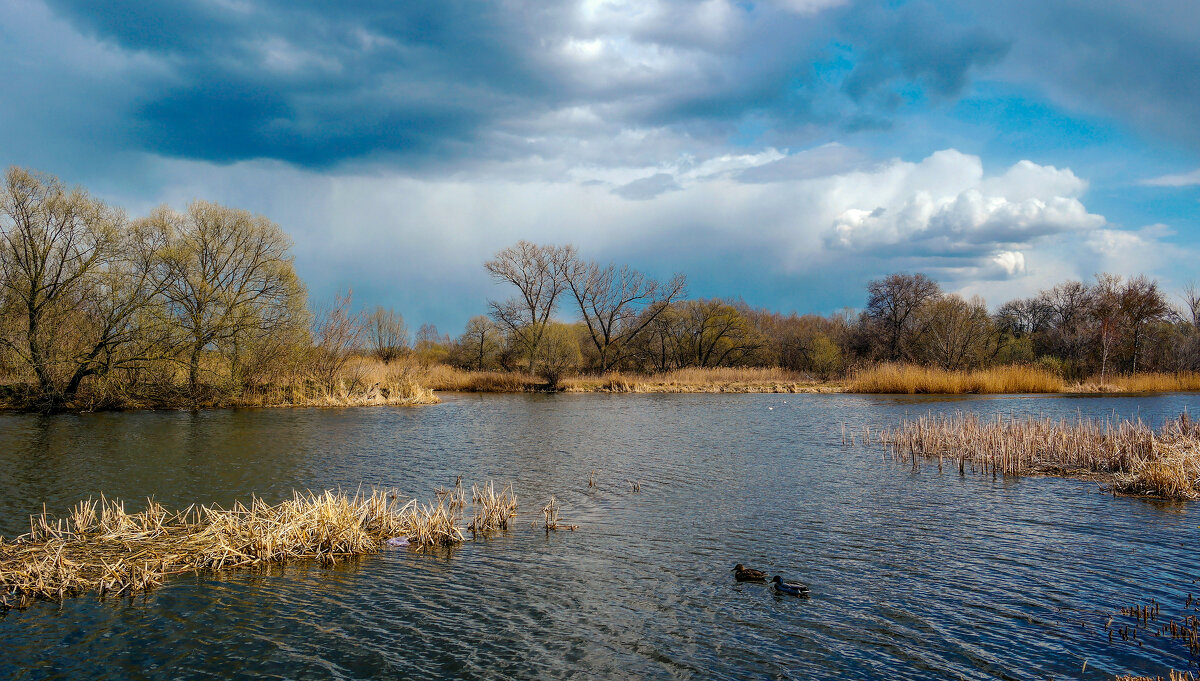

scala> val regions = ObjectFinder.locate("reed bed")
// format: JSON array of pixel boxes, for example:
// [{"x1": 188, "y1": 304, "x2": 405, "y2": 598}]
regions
[
  {"x1": 0, "y1": 482, "x2": 520, "y2": 610},
  {"x1": 848, "y1": 363, "x2": 1066, "y2": 394},
  {"x1": 871, "y1": 412, "x2": 1200, "y2": 499}
]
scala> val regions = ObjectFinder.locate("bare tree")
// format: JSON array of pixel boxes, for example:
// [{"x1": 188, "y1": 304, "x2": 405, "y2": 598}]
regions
[
  {"x1": 367, "y1": 306, "x2": 408, "y2": 364},
  {"x1": 311, "y1": 290, "x2": 365, "y2": 393},
  {"x1": 0, "y1": 167, "x2": 165, "y2": 406},
  {"x1": 1118, "y1": 275, "x2": 1169, "y2": 373},
  {"x1": 1091, "y1": 273, "x2": 1122, "y2": 383},
  {"x1": 1177, "y1": 282, "x2": 1200, "y2": 329},
  {"x1": 485, "y1": 241, "x2": 576, "y2": 371},
  {"x1": 566, "y1": 258, "x2": 686, "y2": 371},
  {"x1": 155, "y1": 201, "x2": 305, "y2": 395},
  {"x1": 864, "y1": 273, "x2": 942, "y2": 360},
  {"x1": 915, "y1": 295, "x2": 998, "y2": 370}
]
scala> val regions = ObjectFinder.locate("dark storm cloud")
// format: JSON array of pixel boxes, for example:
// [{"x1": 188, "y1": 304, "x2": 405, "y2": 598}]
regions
[
  {"x1": 8, "y1": 0, "x2": 1200, "y2": 173},
  {"x1": 16, "y1": 0, "x2": 1029, "y2": 170}
]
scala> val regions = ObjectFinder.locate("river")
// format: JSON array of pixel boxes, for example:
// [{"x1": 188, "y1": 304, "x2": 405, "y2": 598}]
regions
[{"x1": 1, "y1": 392, "x2": 1198, "y2": 680}]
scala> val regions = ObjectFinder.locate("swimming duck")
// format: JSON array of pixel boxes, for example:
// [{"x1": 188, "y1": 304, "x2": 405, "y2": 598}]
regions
[
  {"x1": 732, "y1": 564, "x2": 767, "y2": 582},
  {"x1": 770, "y1": 575, "x2": 810, "y2": 596}
]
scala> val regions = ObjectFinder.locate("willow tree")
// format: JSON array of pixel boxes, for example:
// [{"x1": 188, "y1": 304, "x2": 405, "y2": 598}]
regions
[
  {"x1": 154, "y1": 201, "x2": 306, "y2": 395},
  {"x1": 367, "y1": 306, "x2": 408, "y2": 364},
  {"x1": 0, "y1": 167, "x2": 168, "y2": 406}
]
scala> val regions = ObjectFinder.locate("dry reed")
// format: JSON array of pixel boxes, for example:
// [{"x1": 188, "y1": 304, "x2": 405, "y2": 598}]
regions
[
  {"x1": 538, "y1": 496, "x2": 577, "y2": 531},
  {"x1": 1115, "y1": 674, "x2": 1199, "y2": 681},
  {"x1": 468, "y1": 481, "x2": 518, "y2": 535},
  {"x1": 848, "y1": 363, "x2": 1066, "y2": 394},
  {"x1": 0, "y1": 481, "x2": 525, "y2": 610},
  {"x1": 870, "y1": 412, "x2": 1200, "y2": 499},
  {"x1": 1077, "y1": 372, "x2": 1200, "y2": 394}
]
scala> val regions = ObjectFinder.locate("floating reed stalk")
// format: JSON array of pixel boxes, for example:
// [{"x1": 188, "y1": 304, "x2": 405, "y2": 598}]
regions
[
  {"x1": 539, "y1": 496, "x2": 577, "y2": 531},
  {"x1": 0, "y1": 482, "x2": 521, "y2": 611},
  {"x1": 868, "y1": 412, "x2": 1200, "y2": 500}
]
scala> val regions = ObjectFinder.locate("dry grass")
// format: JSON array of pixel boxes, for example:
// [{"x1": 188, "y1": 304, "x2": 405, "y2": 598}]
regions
[
  {"x1": 468, "y1": 481, "x2": 518, "y2": 535},
  {"x1": 562, "y1": 367, "x2": 835, "y2": 393},
  {"x1": 1075, "y1": 372, "x2": 1200, "y2": 394},
  {"x1": 0, "y1": 482, "x2": 526, "y2": 610},
  {"x1": 416, "y1": 364, "x2": 542, "y2": 392},
  {"x1": 1115, "y1": 674, "x2": 1197, "y2": 681},
  {"x1": 848, "y1": 363, "x2": 1066, "y2": 394},
  {"x1": 871, "y1": 412, "x2": 1200, "y2": 499},
  {"x1": 411, "y1": 364, "x2": 837, "y2": 394}
]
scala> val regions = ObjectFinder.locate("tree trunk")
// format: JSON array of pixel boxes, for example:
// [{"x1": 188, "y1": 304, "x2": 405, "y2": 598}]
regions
[
  {"x1": 27, "y1": 307, "x2": 54, "y2": 397},
  {"x1": 189, "y1": 342, "x2": 203, "y2": 396}
]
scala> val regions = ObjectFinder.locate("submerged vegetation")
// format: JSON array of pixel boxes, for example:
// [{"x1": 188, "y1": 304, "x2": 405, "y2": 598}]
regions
[
  {"x1": 0, "y1": 481, "x2": 539, "y2": 610},
  {"x1": 870, "y1": 412, "x2": 1200, "y2": 500}
]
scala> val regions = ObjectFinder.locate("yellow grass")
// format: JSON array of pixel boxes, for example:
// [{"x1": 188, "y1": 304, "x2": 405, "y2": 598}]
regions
[
  {"x1": 848, "y1": 363, "x2": 1066, "y2": 394},
  {"x1": 0, "y1": 482, "x2": 522, "y2": 610},
  {"x1": 1077, "y1": 372, "x2": 1200, "y2": 394},
  {"x1": 872, "y1": 412, "x2": 1200, "y2": 500},
  {"x1": 410, "y1": 363, "x2": 837, "y2": 393},
  {"x1": 416, "y1": 363, "x2": 542, "y2": 392}
]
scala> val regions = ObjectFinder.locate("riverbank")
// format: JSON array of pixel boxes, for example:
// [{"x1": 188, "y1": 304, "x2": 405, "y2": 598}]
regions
[
  {"x1": 4, "y1": 362, "x2": 1200, "y2": 412},
  {"x1": 415, "y1": 363, "x2": 1200, "y2": 396},
  {"x1": 0, "y1": 362, "x2": 440, "y2": 412}
]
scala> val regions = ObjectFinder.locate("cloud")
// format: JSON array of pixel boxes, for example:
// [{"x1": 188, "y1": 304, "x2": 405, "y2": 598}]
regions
[
  {"x1": 612, "y1": 173, "x2": 682, "y2": 200},
  {"x1": 1141, "y1": 169, "x2": 1200, "y2": 187},
  {"x1": 3, "y1": 0, "x2": 1025, "y2": 171},
  {"x1": 826, "y1": 150, "x2": 1103, "y2": 258},
  {"x1": 99, "y1": 145, "x2": 1169, "y2": 331}
]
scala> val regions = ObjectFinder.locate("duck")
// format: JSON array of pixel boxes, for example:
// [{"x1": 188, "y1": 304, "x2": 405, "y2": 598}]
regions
[
  {"x1": 770, "y1": 575, "x2": 810, "y2": 597},
  {"x1": 732, "y1": 564, "x2": 768, "y2": 582}
]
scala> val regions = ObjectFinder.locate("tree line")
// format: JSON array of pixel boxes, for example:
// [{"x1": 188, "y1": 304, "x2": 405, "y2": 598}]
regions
[
  {"x1": 5, "y1": 166, "x2": 1197, "y2": 407},
  {"x1": 424, "y1": 242, "x2": 1200, "y2": 385}
]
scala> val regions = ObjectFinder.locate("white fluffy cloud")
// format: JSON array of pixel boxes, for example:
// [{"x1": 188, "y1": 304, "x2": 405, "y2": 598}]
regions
[{"x1": 827, "y1": 150, "x2": 1103, "y2": 255}]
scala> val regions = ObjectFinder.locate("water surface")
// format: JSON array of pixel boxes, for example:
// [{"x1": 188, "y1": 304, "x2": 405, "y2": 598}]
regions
[{"x1": 1, "y1": 393, "x2": 1198, "y2": 680}]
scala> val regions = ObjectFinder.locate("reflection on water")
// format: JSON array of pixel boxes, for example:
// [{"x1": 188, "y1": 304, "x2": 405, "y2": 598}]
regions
[{"x1": 1, "y1": 393, "x2": 1199, "y2": 680}]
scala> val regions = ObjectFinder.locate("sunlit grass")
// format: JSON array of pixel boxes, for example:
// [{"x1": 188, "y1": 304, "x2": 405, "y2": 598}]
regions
[
  {"x1": 848, "y1": 363, "x2": 1065, "y2": 394},
  {"x1": 0, "y1": 482, "x2": 527, "y2": 610}
]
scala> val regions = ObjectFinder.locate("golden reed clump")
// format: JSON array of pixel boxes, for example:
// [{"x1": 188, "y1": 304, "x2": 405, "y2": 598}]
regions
[
  {"x1": 0, "y1": 482, "x2": 523, "y2": 611},
  {"x1": 848, "y1": 363, "x2": 1066, "y2": 394},
  {"x1": 872, "y1": 412, "x2": 1200, "y2": 500}
]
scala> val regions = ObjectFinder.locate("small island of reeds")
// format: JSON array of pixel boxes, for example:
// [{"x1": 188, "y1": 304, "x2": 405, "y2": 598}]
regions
[
  {"x1": 0, "y1": 479, "x2": 527, "y2": 611},
  {"x1": 863, "y1": 411, "x2": 1200, "y2": 500}
]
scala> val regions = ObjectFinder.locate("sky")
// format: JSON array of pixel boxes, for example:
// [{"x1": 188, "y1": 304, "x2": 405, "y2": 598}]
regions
[{"x1": 1, "y1": 0, "x2": 1198, "y2": 333}]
